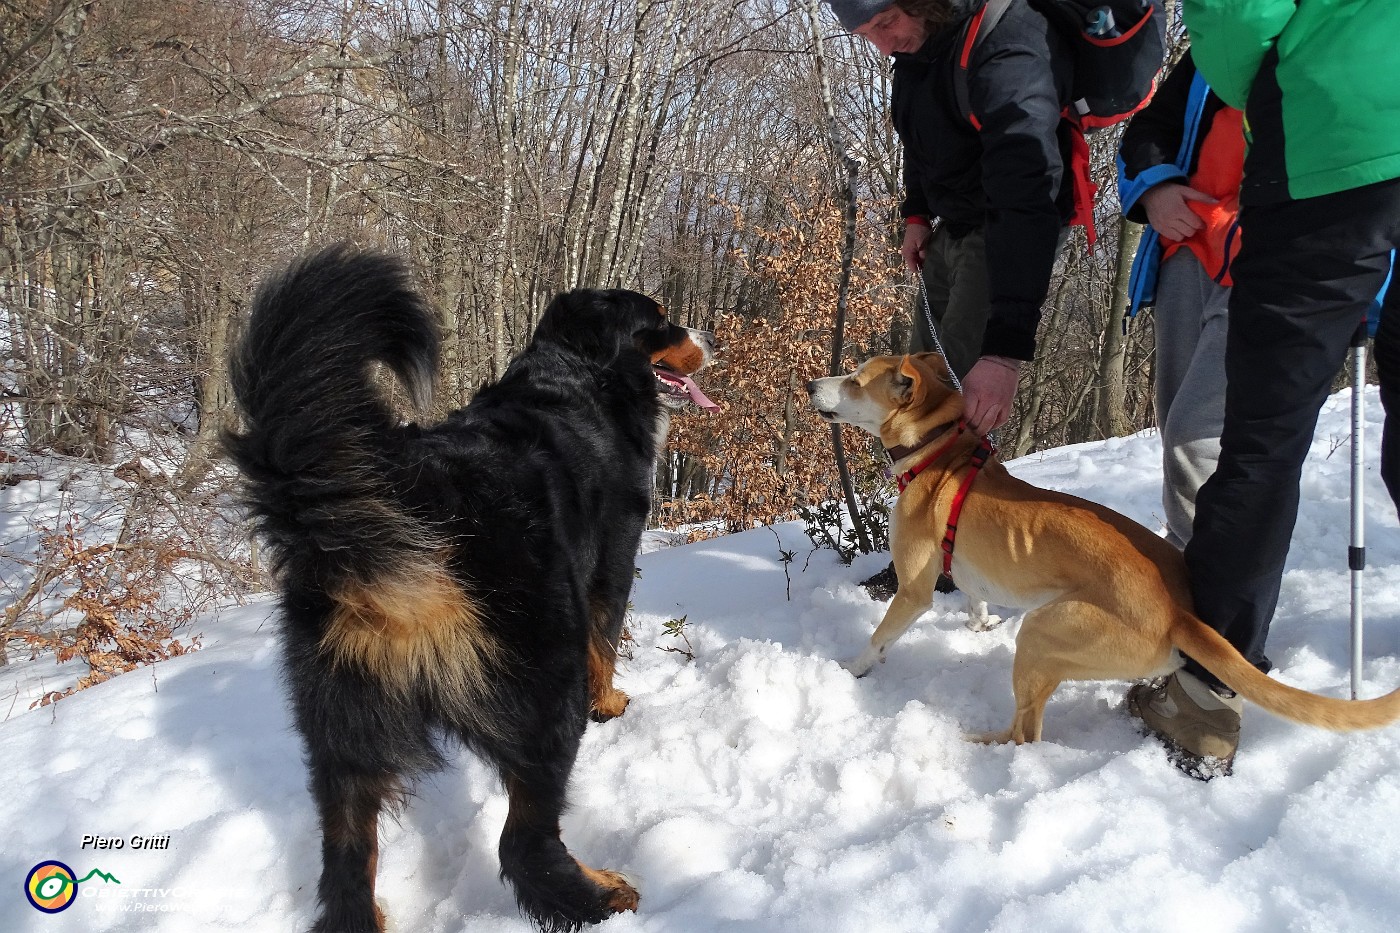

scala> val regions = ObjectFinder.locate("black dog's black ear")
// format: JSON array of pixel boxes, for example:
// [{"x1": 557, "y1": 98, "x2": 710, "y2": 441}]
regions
[{"x1": 533, "y1": 290, "x2": 630, "y2": 363}]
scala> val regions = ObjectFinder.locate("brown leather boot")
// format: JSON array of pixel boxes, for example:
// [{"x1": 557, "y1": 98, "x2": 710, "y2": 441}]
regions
[{"x1": 1127, "y1": 670, "x2": 1242, "y2": 780}]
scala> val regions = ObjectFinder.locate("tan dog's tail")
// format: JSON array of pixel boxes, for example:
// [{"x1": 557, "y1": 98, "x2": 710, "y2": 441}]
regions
[{"x1": 1170, "y1": 611, "x2": 1400, "y2": 730}]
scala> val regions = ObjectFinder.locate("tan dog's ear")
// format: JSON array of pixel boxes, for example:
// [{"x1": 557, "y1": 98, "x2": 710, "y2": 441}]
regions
[
  {"x1": 898, "y1": 353, "x2": 951, "y2": 407},
  {"x1": 891, "y1": 355, "x2": 916, "y2": 404},
  {"x1": 895, "y1": 353, "x2": 964, "y2": 431},
  {"x1": 898, "y1": 353, "x2": 922, "y2": 385},
  {"x1": 901, "y1": 352, "x2": 950, "y2": 381}
]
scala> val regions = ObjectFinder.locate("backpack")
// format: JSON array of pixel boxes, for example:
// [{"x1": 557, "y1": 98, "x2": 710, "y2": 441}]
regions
[{"x1": 954, "y1": 0, "x2": 1167, "y2": 132}]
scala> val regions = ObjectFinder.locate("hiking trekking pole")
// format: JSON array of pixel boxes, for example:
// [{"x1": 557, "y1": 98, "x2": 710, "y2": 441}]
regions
[{"x1": 1349, "y1": 320, "x2": 1367, "y2": 700}]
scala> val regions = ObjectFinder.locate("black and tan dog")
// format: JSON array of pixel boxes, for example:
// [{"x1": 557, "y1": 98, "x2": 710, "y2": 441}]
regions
[
  {"x1": 807, "y1": 353, "x2": 1400, "y2": 746},
  {"x1": 225, "y1": 245, "x2": 714, "y2": 933}
]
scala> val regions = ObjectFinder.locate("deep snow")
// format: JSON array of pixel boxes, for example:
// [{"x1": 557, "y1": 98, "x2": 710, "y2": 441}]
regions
[{"x1": 5, "y1": 388, "x2": 1400, "y2": 933}]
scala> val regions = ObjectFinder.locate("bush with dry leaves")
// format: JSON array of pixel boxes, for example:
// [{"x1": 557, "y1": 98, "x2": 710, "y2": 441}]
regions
[
  {"x1": 9, "y1": 517, "x2": 201, "y2": 707},
  {"x1": 664, "y1": 192, "x2": 904, "y2": 537}
]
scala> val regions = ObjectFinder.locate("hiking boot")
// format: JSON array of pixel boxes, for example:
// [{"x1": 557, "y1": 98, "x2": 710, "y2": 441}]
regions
[{"x1": 1126, "y1": 670, "x2": 1242, "y2": 780}]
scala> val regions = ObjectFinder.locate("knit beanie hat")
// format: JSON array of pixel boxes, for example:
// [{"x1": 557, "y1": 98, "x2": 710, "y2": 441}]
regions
[{"x1": 827, "y1": 0, "x2": 897, "y2": 31}]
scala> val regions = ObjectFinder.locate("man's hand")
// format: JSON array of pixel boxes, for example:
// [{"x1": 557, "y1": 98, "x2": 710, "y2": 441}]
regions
[
  {"x1": 961, "y1": 356, "x2": 1022, "y2": 434},
  {"x1": 1140, "y1": 182, "x2": 1217, "y2": 242},
  {"x1": 900, "y1": 223, "x2": 932, "y2": 272}
]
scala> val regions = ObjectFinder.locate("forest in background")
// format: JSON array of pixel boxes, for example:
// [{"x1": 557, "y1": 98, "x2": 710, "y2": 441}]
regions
[{"x1": 2, "y1": 1, "x2": 1183, "y2": 671}]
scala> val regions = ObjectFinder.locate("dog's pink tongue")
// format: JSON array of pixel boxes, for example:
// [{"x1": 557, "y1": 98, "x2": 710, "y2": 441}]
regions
[
  {"x1": 658, "y1": 370, "x2": 719, "y2": 411},
  {"x1": 681, "y1": 374, "x2": 719, "y2": 411}
]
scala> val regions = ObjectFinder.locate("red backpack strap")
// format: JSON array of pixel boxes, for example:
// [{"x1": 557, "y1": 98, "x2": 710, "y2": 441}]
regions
[
  {"x1": 954, "y1": 0, "x2": 1015, "y2": 129},
  {"x1": 1065, "y1": 117, "x2": 1099, "y2": 246}
]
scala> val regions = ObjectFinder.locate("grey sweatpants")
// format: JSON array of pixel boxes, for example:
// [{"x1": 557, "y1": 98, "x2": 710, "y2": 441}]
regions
[{"x1": 1154, "y1": 249, "x2": 1230, "y2": 547}]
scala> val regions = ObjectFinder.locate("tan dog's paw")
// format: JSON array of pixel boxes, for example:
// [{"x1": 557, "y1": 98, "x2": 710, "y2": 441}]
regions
[
  {"x1": 842, "y1": 650, "x2": 880, "y2": 678},
  {"x1": 964, "y1": 601, "x2": 1003, "y2": 632},
  {"x1": 965, "y1": 617, "x2": 1001, "y2": 633}
]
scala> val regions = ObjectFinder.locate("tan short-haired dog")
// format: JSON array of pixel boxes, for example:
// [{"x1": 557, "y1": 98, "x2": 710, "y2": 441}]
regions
[{"x1": 807, "y1": 353, "x2": 1400, "y2": 745}]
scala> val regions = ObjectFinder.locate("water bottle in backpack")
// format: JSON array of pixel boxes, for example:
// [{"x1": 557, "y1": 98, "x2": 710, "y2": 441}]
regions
[{"x1": 1084, "y1": 7, "x2": 1118, "y2": 38}]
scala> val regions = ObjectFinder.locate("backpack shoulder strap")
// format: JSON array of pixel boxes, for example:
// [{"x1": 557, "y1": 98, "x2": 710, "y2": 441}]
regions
[
  {"x1": 1175, "y1": 69, "x2": 1212, "y2": 169},
  {"x1": 954, "y1": 0, "x2": 1015, "y2": 129}
]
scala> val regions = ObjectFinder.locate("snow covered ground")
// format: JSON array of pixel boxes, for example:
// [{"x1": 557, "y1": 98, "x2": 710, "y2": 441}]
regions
[{"x1": 5, "y1": 388, "x2": 1400, "y2": 933}]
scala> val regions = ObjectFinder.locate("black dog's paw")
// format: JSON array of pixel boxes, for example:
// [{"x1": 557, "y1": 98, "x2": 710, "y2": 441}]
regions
[{"x1": 589, "y1": 690, "x2": 630, "y2": 723}]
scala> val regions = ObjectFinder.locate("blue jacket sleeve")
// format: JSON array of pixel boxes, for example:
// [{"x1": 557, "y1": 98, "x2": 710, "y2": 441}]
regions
[{"x1": 1117, "y1": 52, "x2": 1203, "y2": 224}]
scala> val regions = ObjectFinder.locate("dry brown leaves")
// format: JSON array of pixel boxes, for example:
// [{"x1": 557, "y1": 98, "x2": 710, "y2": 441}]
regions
[
  {"x1": 15, "y1": 518, "x2": 201, "y2": 707},
  {"x1": 665, "y1": 190, "x2": 902, "y2": 534}
]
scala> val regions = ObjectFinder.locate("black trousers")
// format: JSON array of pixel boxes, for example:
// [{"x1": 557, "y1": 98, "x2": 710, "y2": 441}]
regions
[
  {"x1": 1182, "y1": 176, "x2": 1400, "y2": 687},
  {"x1": 911, "y1": 225, "x2": 989, "y2": 379}
]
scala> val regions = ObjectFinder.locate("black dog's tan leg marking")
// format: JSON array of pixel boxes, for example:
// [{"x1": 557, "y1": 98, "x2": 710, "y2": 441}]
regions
[
  {"x1": 585, "y1": 595, "x2": 630, "y2": 722},
  {"x1": 588, "y1": 628, "x2": 630, "y2": 722},
  {"x1": 499, "y1": 772, "x2": 639, "y2": 928},
  {"x1": 323, "y1": 559, "x2": 503, "y2": 722},
  {"x1": 310, "y1": 769, "x2": 401, "y2": 933},
  {"x1": 575, "y1": 860, "x2": 640, "y2": 913}
]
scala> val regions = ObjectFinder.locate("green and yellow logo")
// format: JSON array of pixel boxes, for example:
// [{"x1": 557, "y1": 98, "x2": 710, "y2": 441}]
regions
[{"x1": 24, "y1": 861, "x2": 121, "y2": 914}]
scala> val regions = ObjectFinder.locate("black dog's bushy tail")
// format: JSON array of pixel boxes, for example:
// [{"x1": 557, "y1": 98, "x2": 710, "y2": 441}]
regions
[{"x1": 225, "y1": 244, "x2": 440, "y2": 585}]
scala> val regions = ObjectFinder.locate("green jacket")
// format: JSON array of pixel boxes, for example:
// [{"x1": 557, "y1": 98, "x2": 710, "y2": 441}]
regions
[{"x1": 1183, "y1": 0, "x2": 1400, "y2": 203}]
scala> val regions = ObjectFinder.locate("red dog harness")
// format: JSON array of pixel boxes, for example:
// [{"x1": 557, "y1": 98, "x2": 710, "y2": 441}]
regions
[
  {"x1": 893, "y1": 420, "x2": 996, "y2": 579},
  {"x1": 894, "y1": 422, "x2": 965, "y2": 493}
]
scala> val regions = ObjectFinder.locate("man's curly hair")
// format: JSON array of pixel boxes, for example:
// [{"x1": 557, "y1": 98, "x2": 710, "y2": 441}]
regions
[{"x1": 895, "y1": 0, "x2": 956, "y2": 30}]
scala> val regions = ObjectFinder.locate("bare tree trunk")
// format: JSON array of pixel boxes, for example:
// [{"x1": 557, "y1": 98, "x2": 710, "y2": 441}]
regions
[
  {"x1": 594, "y1": 0, "x2": 657, "y2": 285},
  {"x1": 806, "y1": 0, "x2": 871, "y2": 554},
  {"x1": 1095, "y1": 220, "x2": 1142, "y2": 438},
  {"x1": 486, "y1": 0, "x2": 527, "y2": 378}
]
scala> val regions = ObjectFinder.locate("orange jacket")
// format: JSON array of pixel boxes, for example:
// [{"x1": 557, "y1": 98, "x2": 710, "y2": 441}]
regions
[{"x1": 1160, "y1": 104, "x2": 1244, "y2": 285}]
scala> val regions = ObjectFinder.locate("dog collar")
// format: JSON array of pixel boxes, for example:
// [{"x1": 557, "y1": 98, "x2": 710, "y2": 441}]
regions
[
  {"x1": 893, "y1": 419, "x2": 968, "y2": 493},
  {"x1": 886, "y1": 421, "x2": 957, "y2": 464}
]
